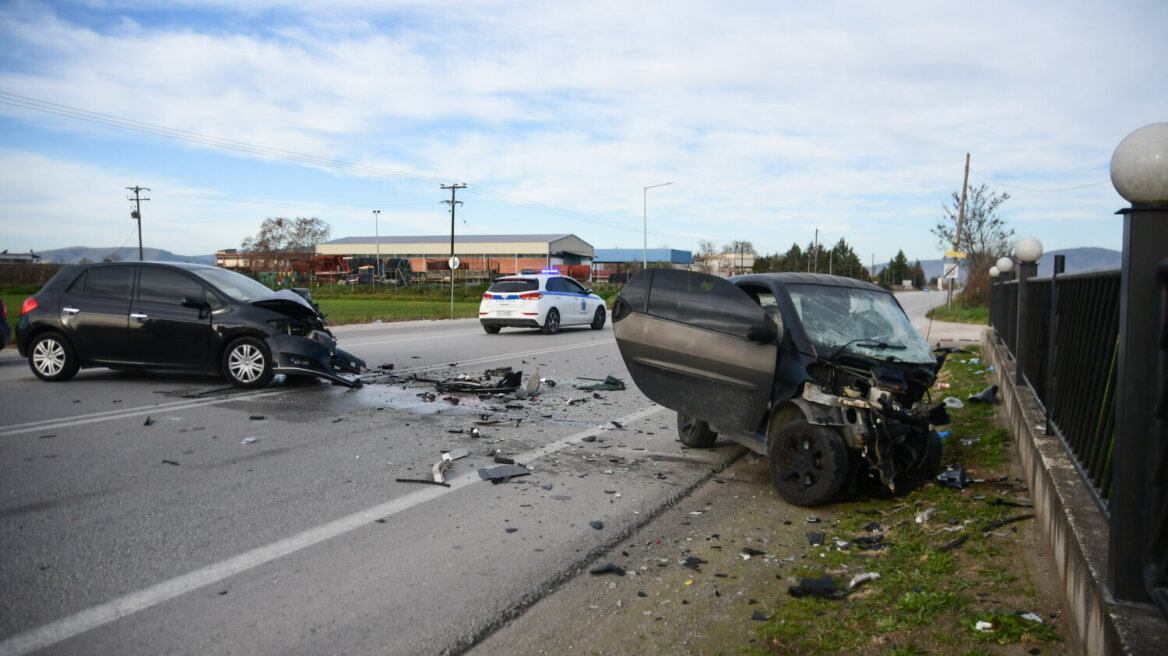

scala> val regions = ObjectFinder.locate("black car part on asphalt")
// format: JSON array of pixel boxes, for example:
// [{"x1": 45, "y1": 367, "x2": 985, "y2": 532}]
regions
[
  {"x1": 612, "y1": 268, "x2": 948, "y2": 506},
  {"x1": 15, "y1": 261, "x2": 364, "y2": 388}
]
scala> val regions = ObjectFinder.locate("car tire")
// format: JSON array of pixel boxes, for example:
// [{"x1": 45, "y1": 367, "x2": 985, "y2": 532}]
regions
[
  {"x1": 590, "y1": 306, "x2": 606, "y2": 330},
  {"x1": 482, "y1": 324, "x2": 501, "y2": 334},
  {"x1": 677, "y1": 413, "x2": 717, "y2": 448},
  {"x1": 223, "y1": 336, "x2": 274, "y2": 388},
  {"x1": 767, "y1": 411, "x2": 849, "y2": 506},
  {"x1": 896, "y1": 428, "x2": 943, "y2": 493},
  {"x1": 28, "y1": 331, "x2": 80, "y2": 382},
  {"x1": 541, "y1": 308, "x2": 560, "y2": 335}
]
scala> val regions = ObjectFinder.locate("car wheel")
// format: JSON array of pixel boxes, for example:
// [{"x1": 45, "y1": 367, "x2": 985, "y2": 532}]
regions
[
  {"x1": 482, "y1": 324, "x2": 501, "y2": 334},
  {"x1": 28, "y1": 331, "x2": 80, "y2": 382},
  {"x1": 590, "y1": 306, "x2": 606, "y2": 330},
  {"x1": 677, "y1": 413, "x2": 717, "y2": 448},
  {"x1": 541, "y1": 308, "x2": 560, "y2": 335},
  {"x1": 767, "y1": 412, "x2": 848, "y2": 506},
  {"x1": 223, "y1": 336, "x2": 274, "y2": 388}
]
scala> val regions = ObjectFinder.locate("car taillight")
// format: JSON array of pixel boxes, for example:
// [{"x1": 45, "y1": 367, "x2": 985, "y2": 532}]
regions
[
  {"x1": 20, "y1": 297, "x2": 37, "y2": 316},
  {"x1": 519, "y1": 292, "x2": 542, "y2": 300},
  {"x1": 483, "y1": 293, "x2": 493, "y2": 300}
]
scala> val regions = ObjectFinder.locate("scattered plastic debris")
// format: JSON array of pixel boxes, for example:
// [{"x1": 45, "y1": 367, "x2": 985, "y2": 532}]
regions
[
  {"x1": 788, "y1": 574, "x2": 848, "y2": 599},
  {"x1": 968, "y1": 385, "x2": 1000, "y2": 404},
  {"x1": 241, "y1": 437, "x2": 258, "y2": 445},
  {"x1": 162, "y1": 459, "x2": 179, "y2": 466},
  {"x1": 943, "y1": 397, "x2": 965, "y2": 409},
  {"x1": 396, "y1": 478, "x2": 451, "y2": 487},
  {"x1": 589, "y1": 520, "x2": 604, "y2": 530},
  {"x1": 750, "y1": 610, "x2": 771, "y2": 621},
  {"x1": 848, "y1": 572, "x2": 881, "y2": 588},
  {"x1": 915, "y1": 507, "x2": 937, "y2": 524},
  {"x1": 806, "y1": 531, "x2": 825, "y2": 546},
  {"x1": 590, "y1": 563, "x2": 626, "y2": 576},
  {"x1": 575, "y1": 375, "x2": 626, "y2": 392},
  {"x1": 937, "y1": 463, "x2": 970, "y2": 489},
  {"x1": 478, "y1": 464, "x2": 530, "y2": 484},
  {"x1": 249, "y1": 415, "x2": 265, "y2": 420},
  {"x1": 681, "y1": 556, "x2": 707, "y2": 571},
  {"x1": 143, "y1": 417, "x2": 154, "y2": 426}
]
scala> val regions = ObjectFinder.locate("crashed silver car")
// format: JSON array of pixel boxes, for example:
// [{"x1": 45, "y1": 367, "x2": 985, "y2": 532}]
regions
[
  {"x1": 613, "y1": 269, "x2": 946, "y2": 506},
  {"x1": 15, "y1": 261, "x2": 364, "y2": 388}
]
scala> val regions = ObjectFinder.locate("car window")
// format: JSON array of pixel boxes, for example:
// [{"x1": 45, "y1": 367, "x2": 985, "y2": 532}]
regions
[
  {"x1": 545, "y1": 277, "x2": 566, "y2": 293},
  {"x1": 563, "y1": 278, "x2": 587, "y2": 294},
  {"x1": 647, "y1": 269, "x2": 762, "y2": 336},
  {"x1": 72, "y1": 268, "x2": 134, "y2": 300},
  {"x1": 192, "y1": 267, "x2": 274, "y2": 302},
  {"x1": 487, "y1": 279, "x2": 538, "y2": 293},
  {"x1": 137, "y1": 268, "x2": 208, "y2": 306}
]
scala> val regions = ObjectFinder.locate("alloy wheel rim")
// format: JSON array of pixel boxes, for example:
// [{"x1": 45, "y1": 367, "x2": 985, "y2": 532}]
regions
[
  {"x1": 33, "y1": 340, "x2": 64, "y2": 376},
  {"x1": 229, "y1": 344, "x2": 264, "y2": 383}
]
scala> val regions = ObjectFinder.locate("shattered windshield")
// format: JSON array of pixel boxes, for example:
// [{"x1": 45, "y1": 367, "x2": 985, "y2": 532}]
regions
[{"x1": 786, "y1": 283, "x2": 934, "y2": 364}]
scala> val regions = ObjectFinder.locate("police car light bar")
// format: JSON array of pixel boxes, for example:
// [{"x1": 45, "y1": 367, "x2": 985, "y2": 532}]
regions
[{"x1": 540, "y1": 268, "x2": 560, "y2": 275}]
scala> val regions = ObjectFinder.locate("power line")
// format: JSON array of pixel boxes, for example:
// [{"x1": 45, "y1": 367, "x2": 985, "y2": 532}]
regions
[{"x1": 969, "y1": 167, "x2": 1109, "y2": 193}]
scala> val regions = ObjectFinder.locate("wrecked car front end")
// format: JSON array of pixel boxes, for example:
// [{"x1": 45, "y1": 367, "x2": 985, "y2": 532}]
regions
[{"x1": 251, "y1": 288, "x2": 365, "y2": 387}]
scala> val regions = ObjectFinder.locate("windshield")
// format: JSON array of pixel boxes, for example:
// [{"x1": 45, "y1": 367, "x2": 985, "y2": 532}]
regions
[
  {"x1": 786, "y1": 283, "x2": 934, "y2": 364},
  {"x1": 487, "y1": 278, "x2": 538, "y2": 293},
  {"x1": 193, "y1": 267, "x2": 275, "y2": 302}
]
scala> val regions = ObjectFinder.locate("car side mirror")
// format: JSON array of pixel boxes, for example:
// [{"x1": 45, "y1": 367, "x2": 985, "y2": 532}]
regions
[
  {"x1": 747, "y1": 314, "x2": 783, "y2": 345},
  {"x1": 182, "y1": 297, "x2": 212, "y2": 319}
]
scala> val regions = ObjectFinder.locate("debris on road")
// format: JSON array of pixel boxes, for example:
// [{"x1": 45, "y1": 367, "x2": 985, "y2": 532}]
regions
[
  {"x1": 788, "y1": 574, "x2": 848, "y2": 600},
  {"x1": 590, "y1": 563, "x2": 626, "y2": 576},
  {"x1": 968, "y1": 384, "x2": 1000, "y2": 404},
  {"x1": 143, "y1": 417, "x2": 154, "y2": 426},
  {"x1": 396, "y1": 478, "x2": 451, "y2": 487},
  {"x1": 937, "y1": 463, "x2": 970, "y2": 489},
  {"x1": 241, "y1": 437, "x2": 258, "y2": 445},
  {"x1": 575, "y1": 375, "x2": 626, "y2": 392},
  {"x1": 478, "y1": 464, "x2": 530, "y2": 484}
]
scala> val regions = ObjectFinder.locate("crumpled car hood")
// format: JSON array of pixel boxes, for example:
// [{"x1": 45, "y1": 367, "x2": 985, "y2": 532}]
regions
[{"x1": 249, "y1": 289, "x2": 322, "y2": 323}]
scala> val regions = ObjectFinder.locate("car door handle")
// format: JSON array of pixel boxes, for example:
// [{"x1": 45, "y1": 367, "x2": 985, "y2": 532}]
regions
[
  {"x1": 130, "y1": 313, "x2": 149, "y2": 322},
  {"x1": 62, "y1": 307, "x2": 80, "y2": 315}
]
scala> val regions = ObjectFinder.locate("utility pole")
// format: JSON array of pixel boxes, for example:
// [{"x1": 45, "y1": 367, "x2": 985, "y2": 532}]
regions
[
  {"x1": 127, "y1": 186, "x2": 150, "y2": 261},
  {"x1": 813, "y1": 228, "x2": 819, "y2": 273},
  {"x1": 441, "y1": 183, "x2": 466, "y2": 319},
  {"x1": 949, "y1": 153, "x2": 971, "y2": 308}
]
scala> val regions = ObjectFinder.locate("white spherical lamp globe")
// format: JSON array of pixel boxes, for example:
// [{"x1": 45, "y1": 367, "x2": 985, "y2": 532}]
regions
[
  {"x1": 989, "y1": 266, "x2": 1000, "y2": 278},
  {"x1": 1110, "y1": 123, "x2": 1168, "y2": 204},
  {"x1": 996, "y1": 257, "x2": 1014, "y2": 273},
  {"x1": 1016, "y1": 237, "x2": 1043, "y2": 263}
]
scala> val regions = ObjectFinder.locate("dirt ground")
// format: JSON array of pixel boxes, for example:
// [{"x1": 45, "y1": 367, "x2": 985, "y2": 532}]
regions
[{"x1": 469, "y1": 448, "x2": 1074, "y2": 656}]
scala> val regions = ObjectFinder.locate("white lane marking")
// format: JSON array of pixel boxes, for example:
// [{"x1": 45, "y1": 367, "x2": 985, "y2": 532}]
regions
[
  {"x1": 0, "y1": 403, "x2": 665, "y2": 656},
  {"x1": 0, "y1": 390, "x2": 287, "y2": 437}
]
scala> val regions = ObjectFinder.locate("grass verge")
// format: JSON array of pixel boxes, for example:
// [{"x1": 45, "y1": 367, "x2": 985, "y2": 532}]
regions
[{"x1": 745, "y1": 345, "x2": 1064, "y2": 655}]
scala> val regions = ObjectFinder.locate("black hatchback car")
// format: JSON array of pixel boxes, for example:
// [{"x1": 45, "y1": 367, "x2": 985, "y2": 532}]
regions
[
  {"x1": 613, "y1": 269, "x2": 947, "y2": 506},
  {"x1": 16, "y1": 262, "x2": 364, "y2": 388}
]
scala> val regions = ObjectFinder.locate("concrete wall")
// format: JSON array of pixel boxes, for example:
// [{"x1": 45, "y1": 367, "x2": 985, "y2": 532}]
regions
[{"x1": 983, "y1": 333, "x2": 1168, "y2": 656}]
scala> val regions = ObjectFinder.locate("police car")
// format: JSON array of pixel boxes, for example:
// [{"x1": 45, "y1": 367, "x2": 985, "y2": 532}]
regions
[{"x1": 479, "y1": 270, "x2": 607, "y2": 334}]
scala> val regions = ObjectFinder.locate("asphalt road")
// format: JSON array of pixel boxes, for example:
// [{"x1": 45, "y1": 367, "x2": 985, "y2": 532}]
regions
[{"x1": 0, "y1": 290, "x2": 959, "y2": 656}]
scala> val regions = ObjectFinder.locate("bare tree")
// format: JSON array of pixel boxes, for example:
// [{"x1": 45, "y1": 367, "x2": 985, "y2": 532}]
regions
[
  {"x1": 240, "y1": 217, "x2": 330, "y2": 273},
  {"x1": 931, "y1": 184, "x2": 1013, "y2": 305}
]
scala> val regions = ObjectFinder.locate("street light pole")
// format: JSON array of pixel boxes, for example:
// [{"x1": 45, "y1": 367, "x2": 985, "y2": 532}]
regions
[
  {"x1": 643, "y1": 182, "x2": 674, "y2": 269},
  {"x1": 373, "y1": 209, "x2": 380, "y2": 284}
]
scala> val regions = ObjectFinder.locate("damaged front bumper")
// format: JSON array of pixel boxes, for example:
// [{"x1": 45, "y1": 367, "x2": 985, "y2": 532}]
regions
[{"x1": 266, "y1": 332, "x2": 366, "y2": 387}]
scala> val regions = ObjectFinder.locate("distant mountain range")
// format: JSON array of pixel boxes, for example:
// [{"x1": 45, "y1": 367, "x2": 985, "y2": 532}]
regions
[
  {"x1": 32, "y1": 246, "x2": 216, "y2": 266},
  {"x1": 880, "y1": 247, "x2": 1121, "y2": 282}
]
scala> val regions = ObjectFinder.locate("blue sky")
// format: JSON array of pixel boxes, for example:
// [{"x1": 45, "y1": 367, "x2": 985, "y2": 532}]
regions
[{"x1": 1, "y1": 0, "x2": 1165, "y2": 264}]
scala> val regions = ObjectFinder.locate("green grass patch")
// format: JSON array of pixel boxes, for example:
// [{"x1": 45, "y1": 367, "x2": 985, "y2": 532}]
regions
[
  {"x1": 317, "y1": 298, "x2": 480, "y2": 323},
  {"x1": 928, "y1": 303, "x2": 989, "y2": 324},
  {"x1": 746, "y1": 345, "x2": 1064, "y2": 655}
]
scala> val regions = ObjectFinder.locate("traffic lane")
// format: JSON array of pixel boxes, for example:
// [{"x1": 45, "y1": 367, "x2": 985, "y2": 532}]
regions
[
  {"x1": 45, "y1": 407, "x2": 744, "y2": 656},
  {"x1": 0, "y1": 328, "x2": 672, "y2": 648}
]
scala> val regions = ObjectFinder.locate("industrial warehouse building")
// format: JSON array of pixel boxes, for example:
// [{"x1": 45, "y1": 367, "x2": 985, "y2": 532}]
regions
[{"x1": 315, "y1": 233, "x2": 595, "y2": 280}]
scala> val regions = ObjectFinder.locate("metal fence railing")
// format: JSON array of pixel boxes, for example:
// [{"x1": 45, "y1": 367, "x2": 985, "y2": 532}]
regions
[{"x1": 991, "y1": 270, "x2": 1122, "y2": 506}]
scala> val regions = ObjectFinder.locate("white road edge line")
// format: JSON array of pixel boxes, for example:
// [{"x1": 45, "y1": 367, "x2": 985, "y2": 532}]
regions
[{"x1": 0, "y1": 403, "x2": 665, "y2": 656}]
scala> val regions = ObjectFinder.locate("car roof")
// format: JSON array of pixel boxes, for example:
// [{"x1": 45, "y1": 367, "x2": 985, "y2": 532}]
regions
[
  {"x1": 75, "y1": 261, "x2": 220, "y2": 271},
  {"x1": 731, "y1": 271, "x2": 888, "y2": 293}
]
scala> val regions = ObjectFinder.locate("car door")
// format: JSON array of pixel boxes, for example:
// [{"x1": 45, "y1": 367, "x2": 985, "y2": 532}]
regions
[
  {"x1": 58, "y1": 266, "x2": 134, "y2": 363},
  {"x1": 561, "y1": 276, "x2": 592, "y2": 324},
  {"x1": 612, "y1": 269, "x2": 778, "y2": 435},
  {"x1": 127, "y1": 267, "x2": 215, "y2": 368}
]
